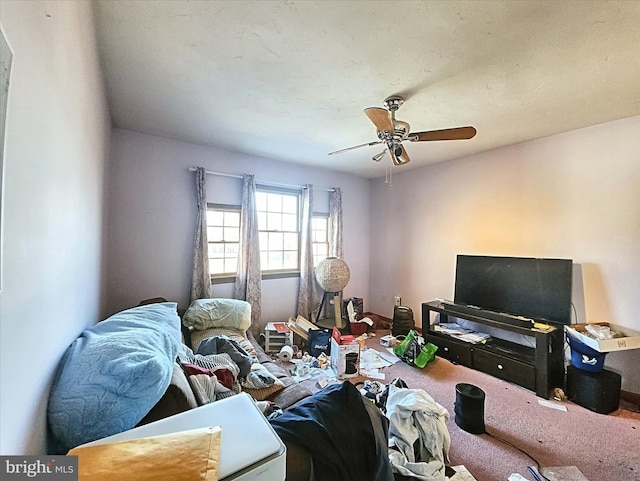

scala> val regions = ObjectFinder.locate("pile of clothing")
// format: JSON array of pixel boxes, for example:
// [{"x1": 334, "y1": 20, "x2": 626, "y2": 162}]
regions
[
  {"x1": 270, "y1": 378, "x2": 452, "y2": 481},
  {"x1": 177, "y1": 335, "x2": 279, "y2": 404}
]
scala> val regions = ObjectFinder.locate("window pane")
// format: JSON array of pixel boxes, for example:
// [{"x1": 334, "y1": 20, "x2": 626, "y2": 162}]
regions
[
  {"x1": 282, "y1": 195, "x2": 297, "y2": 214},
  {"x1": 226, "y1": 211, "x2": 240, "y2": 227},
  {"x1": 210, "y1": 258, "x2": 225, "y2": 274},
  {"x1": 282, "y1": 213, "x2": 297, "y2": 231},
  {"x1": 225, "y1": 226, "x2": 239, "y2": 242},
  {"x1": 209, "y1": 227, "x2": 224, "y2": 242},
  {"x1": 260, "y1": 251, "x2": 269, "y2": 267},
  {"x1": 266, "y1": 193, "x2": 281, "y2": 212},
  {"x1": 208, "y1": 210, "x2": 224, "y2": 226},
  {"x1": 209, "y1": 244, "x2": 224, "y2": 257},
  {"x1": 257, "y1": 211, "x2": 267, "y2": 229},
  {"x1": 283, "y1": 251, "x2": 297, "y2": 269},
  {"x1": 269, "y1": 232, "x2": 284, "y2": 250},
  {"x1": 224, "y1": 258, "x2": 238, "y2": 273},
  {"x1": 225, "y1": 243, "x2": 239, "y2": 255},
  {"x1": 283, "y1": 233, "x2": 298, "y2": 250},
  {"x1": 267, "y1": 212, "x2": 282, "y2": 231},
  {"x1": 268, "y1": 251, "x2": 283, "y2": 269},
  {"x1": 312, "y1": 215, "x2": 329, "y2": 269},
  {"x1": 256, "y1": 191, "x2": 268, "y2": 211},
  {"x1": 259, "y1": 232, "x2": 268, "y2": 249}
]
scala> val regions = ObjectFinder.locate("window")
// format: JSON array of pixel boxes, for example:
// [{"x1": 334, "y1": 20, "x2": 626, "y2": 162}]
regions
[
  {"x1": 207, "y1": 189, "x2": 329, "y2": 280},
  {"x1": 256, "y1": 190, "x2": 299, "y2": 271},
  {"x1": 312, "y1": 215, "x2": 330, "y2": 266},
  {"x1": 207, "y1": 205, "x2": 240, "y2": 276}
]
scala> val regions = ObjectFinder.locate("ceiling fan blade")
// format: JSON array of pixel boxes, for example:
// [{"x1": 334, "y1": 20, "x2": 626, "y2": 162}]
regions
[
  {"x1": 328, "y1": 140, "x2": 382, "y2": 155},
  {"x1": 390, "y1": 144, "x2": 411, "y2": 166},
  {"x1": 364, "y1": 107, "x2": 394, "y2": 133},
  {"x1": 409, "y1": 126, "x2": 477, "y2": 142}
]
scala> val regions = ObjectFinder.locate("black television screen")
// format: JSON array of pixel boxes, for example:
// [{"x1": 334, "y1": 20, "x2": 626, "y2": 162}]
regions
[{"x1": 453, "y1": 255, "x2": 573, "y2": 325}]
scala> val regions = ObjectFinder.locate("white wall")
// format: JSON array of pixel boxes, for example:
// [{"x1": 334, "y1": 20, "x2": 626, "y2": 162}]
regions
[
  {"x1": 369, "y1": 115, "x2": 640, "y2": 393},
  {"x1": 106, "y1": 128, "x2": 370, "y2": 328},
  {"x1": 0, "y1": 1, "x2": 110, "y2": 454}
]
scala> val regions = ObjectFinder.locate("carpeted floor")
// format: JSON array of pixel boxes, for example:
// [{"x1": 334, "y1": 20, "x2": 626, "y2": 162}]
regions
[{"x1": 298, "y1": 331, "x2": 640, "y2": 481}]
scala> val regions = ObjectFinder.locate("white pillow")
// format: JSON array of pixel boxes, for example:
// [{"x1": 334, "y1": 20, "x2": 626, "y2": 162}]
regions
[{"x1": 183, "y1": 298, "x2": 251, "y2": 332}]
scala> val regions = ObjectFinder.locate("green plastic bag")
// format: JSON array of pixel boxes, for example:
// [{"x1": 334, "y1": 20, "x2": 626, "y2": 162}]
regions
[
  {"x1": 414, "y1": 342, "x2": 438, "y2": 368},
  {"x1": 393, "y1": 330, "x2": 417, "y2": 359},
  {"x1": 393, "y1": 330, "x2": 438, "y2": 368}
]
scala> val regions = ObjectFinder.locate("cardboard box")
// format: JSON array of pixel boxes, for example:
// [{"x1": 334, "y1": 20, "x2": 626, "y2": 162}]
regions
[
  {"x1": 566, "y1": 322, "x2": 640, "y2": 353},
  {"x1": 287, "y1": 315, "x2": 319, "y2": 342},
  {"x1": 330, "y1": 327, "x2": 360, "y2": 379}
]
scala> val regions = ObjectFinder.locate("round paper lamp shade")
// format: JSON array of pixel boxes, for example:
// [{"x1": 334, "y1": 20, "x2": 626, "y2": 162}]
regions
[{"x1": 315, "y1": 257, "x2": 350, "y2": 292}]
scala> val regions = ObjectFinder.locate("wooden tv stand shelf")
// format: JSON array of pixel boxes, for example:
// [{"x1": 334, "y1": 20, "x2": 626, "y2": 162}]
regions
[{"x1": 422, "y1": 301, "x2": 565, "y2": 398}]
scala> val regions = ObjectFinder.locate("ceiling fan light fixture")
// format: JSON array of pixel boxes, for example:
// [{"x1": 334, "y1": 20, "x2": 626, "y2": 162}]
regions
[
  {"x1": 372, "y1": 151, "x2": 386, "y2": 162},
  {"x1": 390, "y1": 143, "x2": 411, "y2": 166}
]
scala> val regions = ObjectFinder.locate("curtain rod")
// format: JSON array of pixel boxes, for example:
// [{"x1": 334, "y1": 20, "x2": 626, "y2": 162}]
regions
[{"x1": 189, "y1": 167, "x2": 335, "y2": 192}]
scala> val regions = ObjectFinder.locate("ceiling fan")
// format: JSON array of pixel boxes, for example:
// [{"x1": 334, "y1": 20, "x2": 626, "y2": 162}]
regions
[{"x1": 328, "y1": 95, "x2": 477, "y2": 166}]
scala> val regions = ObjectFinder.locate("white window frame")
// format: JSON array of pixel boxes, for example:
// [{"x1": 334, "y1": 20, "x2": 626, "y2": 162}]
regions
[
  {"x1": 206, "y1": 204, "x2": 241, "y2": 280},
  {"x1": 312, "y1": 214, "x2": 330, "y2": 267},
  {"x1": 256, "y1": 187, "x2": 301, "y2": 275},
  {"x1": 207, "y1": 188, "x2": 331, "y2": 283}
]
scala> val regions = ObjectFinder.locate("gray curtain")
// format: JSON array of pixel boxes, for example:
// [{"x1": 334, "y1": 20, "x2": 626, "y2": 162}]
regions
[
  {"x1": 297, "y1": 184, "x2": 320, "y2": 320},
  {"x1": 329, "y1": 187, "x2": 343, "y2": 258},
  {"x1": 190, "y1": 167, "x2": 211, "y2": 303},
  {"x1": 233, "y1": 174, "x2": 262, "y2": 337}
]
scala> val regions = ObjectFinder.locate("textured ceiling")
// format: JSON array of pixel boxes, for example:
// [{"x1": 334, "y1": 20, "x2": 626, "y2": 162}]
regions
[{"x1": 93, "y1": 1, "x2": 640, "y2": 178}]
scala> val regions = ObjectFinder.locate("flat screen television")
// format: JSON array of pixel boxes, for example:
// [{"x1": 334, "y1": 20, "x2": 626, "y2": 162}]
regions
[{"x1": 453, "y1": 255, "x2": 573, "y2": 325}]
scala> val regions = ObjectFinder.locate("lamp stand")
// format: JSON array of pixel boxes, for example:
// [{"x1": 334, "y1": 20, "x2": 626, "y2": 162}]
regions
[
  {"x1": 315, "y1": 291, "x2": 345, "y2": 329},
  {"x1": 332, "y1": 292, "x2": 344, "y2": 329}
]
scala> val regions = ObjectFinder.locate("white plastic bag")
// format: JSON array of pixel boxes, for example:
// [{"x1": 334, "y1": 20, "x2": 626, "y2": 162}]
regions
[{"x1": 585, "y1": 324, "x2": 614, "y2": 340}]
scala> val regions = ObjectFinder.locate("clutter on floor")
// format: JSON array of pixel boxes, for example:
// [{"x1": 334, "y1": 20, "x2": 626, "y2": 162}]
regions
[{"x1": 285, "y1": 331, "x2": 398, "y2": 385}]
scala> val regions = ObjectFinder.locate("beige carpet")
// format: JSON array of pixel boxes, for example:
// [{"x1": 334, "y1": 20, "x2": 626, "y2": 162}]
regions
[{"x1": 296, "y1": 331, "x2": 640, "y2": 481}]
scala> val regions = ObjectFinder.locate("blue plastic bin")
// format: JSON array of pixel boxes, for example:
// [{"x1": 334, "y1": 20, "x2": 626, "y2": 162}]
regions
[{"x1": 567, "y1": 333, "x2": 607, "y2": 373}]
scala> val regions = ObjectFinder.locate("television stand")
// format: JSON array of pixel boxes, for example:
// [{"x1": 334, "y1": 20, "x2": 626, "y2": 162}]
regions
[{"x1": 422, "y1": 300, "x2": 565, "y2": 398}]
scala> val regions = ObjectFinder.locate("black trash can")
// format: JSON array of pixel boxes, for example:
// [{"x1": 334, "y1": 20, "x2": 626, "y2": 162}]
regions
[{"x1": 454, "y1": 383, "x2": 486, "y2": 434}]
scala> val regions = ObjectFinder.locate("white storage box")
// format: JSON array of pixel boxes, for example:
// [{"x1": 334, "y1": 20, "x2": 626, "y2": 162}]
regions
[
  {"x1": 82, "y1": 393, "x2": 285, "y2": 480},
  {"x1": 566, "y1": 322, "x2": 640, "y2": 353},
  {"x1": 330, "y1": 329, "x2": 360, "y2": 379},
  {"x1": 265, "y1": 322, "x2": 293, "y2": 353}
]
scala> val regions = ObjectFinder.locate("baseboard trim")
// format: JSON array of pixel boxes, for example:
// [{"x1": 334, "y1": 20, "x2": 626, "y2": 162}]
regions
[{"x1": 621, "y1": 390, "x2": 640, "y2": 409}]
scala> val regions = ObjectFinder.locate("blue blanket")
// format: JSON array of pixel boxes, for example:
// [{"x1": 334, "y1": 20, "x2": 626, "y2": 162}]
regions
[{"x1": 48, "y1": 302, "x2": 181, "y2": 454}]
